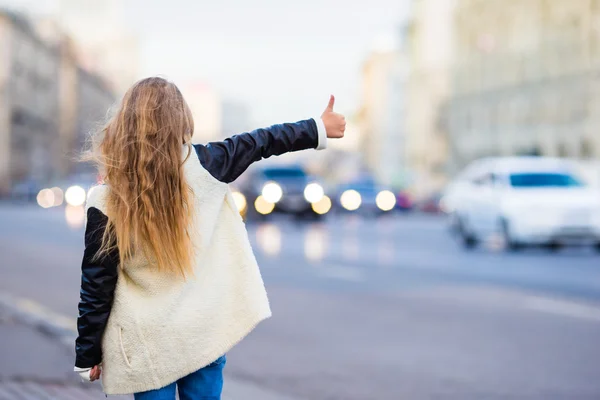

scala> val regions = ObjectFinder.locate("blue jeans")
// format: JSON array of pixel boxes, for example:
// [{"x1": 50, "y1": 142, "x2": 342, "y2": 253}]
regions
[{"x1": 134, "y1": 355, "x2": 226, "y2": 400}]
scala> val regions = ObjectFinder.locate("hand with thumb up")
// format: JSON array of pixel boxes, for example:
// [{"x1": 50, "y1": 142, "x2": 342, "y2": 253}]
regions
[{"x1": 321, "y1": 95, "x2": 346, "y2": 139}]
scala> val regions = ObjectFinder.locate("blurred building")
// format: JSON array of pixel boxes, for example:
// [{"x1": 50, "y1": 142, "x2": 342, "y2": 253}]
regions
[
  {"x1": 359, "y1": 49, "x2": 410, "y2": 188},
  {"x1": 74, "y1": 66, "x2": 115, "y2": 173},
  {"x1": 443, "y1": 0, "x2": 600, "y2": 173},
  {"x1": 56, "y1": 37, "x2": 79, "y2": 178},
  {"x1": 181, "y1": 82, "x2": 222, "y2": 144},
  {"x1": 52, "y1": 32, "x2": 114, "y2": 177},
  {"x1": 0, "y1": 9, "x2": 114, "y2": 194},
  {"x1": 0, "y1": 10, "x2": 60, "y2": 194},
  {"x1": 57, "y1": 0, "x2": 139, "y2": 95},
  {"x1": 319, "y1": 120, "x2": 365, "y2": 184},
  {"x1": 221, "y1": 100, "x2": 252, "y2": 137},
  {"x1": 405, "y1": 0, "x2": 456, "y2": 198}
]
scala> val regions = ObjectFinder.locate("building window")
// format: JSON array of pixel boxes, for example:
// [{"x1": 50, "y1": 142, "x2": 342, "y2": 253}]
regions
[
  {"x1": 557, "y1": 143, "x2": 568, "y2": 158},
  {"x1": 11, "y1": 109, "x2": 25, "y2": 126},
  {"x1": 581, "y1": 138, "x2": 594, "y2": 158}
]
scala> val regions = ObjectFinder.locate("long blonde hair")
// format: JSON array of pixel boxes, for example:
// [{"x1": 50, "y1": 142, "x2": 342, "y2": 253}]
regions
[{"x1": 86, "y1": 77, "x2": 195, "y2": 277}]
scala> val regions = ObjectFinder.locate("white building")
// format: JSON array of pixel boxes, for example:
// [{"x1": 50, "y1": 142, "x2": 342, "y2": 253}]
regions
[
  {"x1": 57, "y1": 0, "x2": 139, "y2": 95},
  {"x1": 359, "y1": 35, "x2": 411, "y2": 188},
  {"x1": 443, "y1": 0, "x2": 600, "y2": 173},
  {"x1": 0, "y1": 9, "x2": 115, "y2": 194},
  {"x1": 405, "y1": 0, "x2": 456, "y2": 197},
  {"x1": 180, "y1": 82, "x2": 222, "y2": 144},
  {"x1": 0, "y1": 10, "x2": 60, "y2": 193}
]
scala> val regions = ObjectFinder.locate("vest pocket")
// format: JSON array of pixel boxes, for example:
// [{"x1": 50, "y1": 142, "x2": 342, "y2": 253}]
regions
[{"x1": 118, "y1": 327, "x2": 133, "y2": 368}]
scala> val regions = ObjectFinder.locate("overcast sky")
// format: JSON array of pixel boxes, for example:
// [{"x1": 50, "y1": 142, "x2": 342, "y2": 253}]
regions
[{"x1": 0, "y1": 0, "x2": 410, "y2": 126}]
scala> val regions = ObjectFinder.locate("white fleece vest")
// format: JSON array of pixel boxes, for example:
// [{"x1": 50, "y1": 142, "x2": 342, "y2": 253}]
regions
[{"x1": 85, "y1": 148, "x2": 272, "y2": 395}]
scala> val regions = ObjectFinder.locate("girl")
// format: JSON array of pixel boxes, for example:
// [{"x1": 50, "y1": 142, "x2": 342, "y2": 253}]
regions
[{"x1": 74, "y1": 77, "x2": 345, "y2": 399}]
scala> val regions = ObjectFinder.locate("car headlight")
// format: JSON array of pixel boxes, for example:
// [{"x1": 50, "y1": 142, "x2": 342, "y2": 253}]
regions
[
  {"x1": 340, "y1": 190, "x2": 361, "y2": 211},
  {"x1": 304, "y1": 183, "x2": 324, "y2": 204},
  {"x1": 50, "y1": 187, "x2": 64, "y2": 207},
  {"x1": 375, "y1": 190, "x2": 396, "y2": 211},
  {"x1": 261, "y1": 182, "x2": 282, "y2": 203},
  {"x1": 312, "y1": 195, "x2": 332, "y2": 215},
  {"x1": 36, "y1": 188, "x2": 55, "y2": 208},
  {"x1": 255, "y1": 195, "x2": 275, "y2": 215},
  {"x1": 65, "y1": 185, "x2": 87, "y2": 206},
  {"x1": 231, "y1": 191, "x2": 247, "y2": 212}
]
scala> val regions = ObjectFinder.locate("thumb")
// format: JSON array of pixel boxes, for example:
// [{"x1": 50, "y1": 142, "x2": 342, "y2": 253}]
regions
[{"x1": 325, "y1": 95, "x2": 335, "y2": 112}]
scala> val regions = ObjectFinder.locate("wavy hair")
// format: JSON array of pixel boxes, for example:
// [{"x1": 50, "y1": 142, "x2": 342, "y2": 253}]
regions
[{"x1": 85, "y1": 77, "x2": 195, "y2": 277}]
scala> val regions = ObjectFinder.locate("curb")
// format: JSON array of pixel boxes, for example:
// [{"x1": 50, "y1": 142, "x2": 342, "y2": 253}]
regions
[{"x1": 0, "y1": 292, "x2": 77, "y2": 349}]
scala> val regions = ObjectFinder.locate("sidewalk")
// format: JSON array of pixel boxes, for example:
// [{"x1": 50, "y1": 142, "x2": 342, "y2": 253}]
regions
[
  {"x1": 0, "y1": 306, "x2": 105, "y2": 399},
  {"x1": 0, "y1": 295, "x2": 301, "y2": 400}
]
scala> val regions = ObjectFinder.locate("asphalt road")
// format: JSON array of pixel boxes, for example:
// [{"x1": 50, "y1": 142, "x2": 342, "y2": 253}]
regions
[{"x1": 1, "y1": 204, "x2": 600, "y2": 399}]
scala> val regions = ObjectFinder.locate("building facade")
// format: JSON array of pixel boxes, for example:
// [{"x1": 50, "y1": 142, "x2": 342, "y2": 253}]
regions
[
  {"x1": 181, "y1": 82, "x2": 222, "y2": 144},
  {"x1": 443, "y1": 0, "x2": 600, "y2": 173},
  {"x1": 56, "y1": 37, "x2": 79, "y2": 178},
  {"x1": 74, "y1": 66, "x2": 115, "y2": 174},
  {"x1": 0, "y1": 11, "x2": 60, "y2": 194},
  {"x1": 405, "y1": 0, "x2": 456, "y2": 197},
  {"x1": 359, "y1": 50, "x2": 410, "y2": 187},
  {"x1": 57, "y1": 0, "x2": 139, "y2": 95},
  {"x1": 0, "y1": 10, "x2": 115, "y2": 194}
]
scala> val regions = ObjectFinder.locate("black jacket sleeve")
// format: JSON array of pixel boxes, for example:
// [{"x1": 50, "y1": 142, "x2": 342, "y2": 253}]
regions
[
  {"x1": 193, "y1": 119, "x2": 319, "y2": 183},
  {"x1": 75, "y1": 207, "x2": 119, "y2": 368}
]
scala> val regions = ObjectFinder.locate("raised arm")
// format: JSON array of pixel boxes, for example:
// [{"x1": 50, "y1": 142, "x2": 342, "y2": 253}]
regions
[
  {"x1": 194, "y1": 119, "x2": 322, "y2": 183},
  {"x1": 194, "y1": 95, "x2": 346, "y2": 183}
]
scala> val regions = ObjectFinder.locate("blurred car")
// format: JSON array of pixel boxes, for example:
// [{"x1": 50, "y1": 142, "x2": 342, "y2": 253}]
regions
[
  {"x1": 575, "y1": 160, "x2": 600, "y2": 188},
  {"x1": 396, "y1": 191, "x2": 413, "y2": 212},
  {"x1": 237, "y1": 164, "x2": 331, "y2": 220},
  {"x1": 10, "y1": 179, "x2": 44, "y2": 202},
  {"x1": 416, "y1": 192, "x2": 442, "y2": 214},
  {"x1": 333, "y1": 177, "x2": 396, "y2": 216},
  {"x1": 443, "y1": 157, "x2": 600, "y2": 251}
]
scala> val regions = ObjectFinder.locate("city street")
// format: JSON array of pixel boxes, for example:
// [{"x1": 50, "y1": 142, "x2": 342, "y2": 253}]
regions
[{"x1": 1, "y1": 204, "x2": 600, "y2": 399}]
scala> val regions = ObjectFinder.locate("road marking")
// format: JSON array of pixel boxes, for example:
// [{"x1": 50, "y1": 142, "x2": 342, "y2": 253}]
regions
[{"x1": 524, "y1": 296, "x2": 600, "y2": 322}]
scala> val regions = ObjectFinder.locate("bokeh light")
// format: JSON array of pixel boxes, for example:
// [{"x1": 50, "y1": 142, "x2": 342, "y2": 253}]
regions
[
  {"x1": 65, "y1": 205, "x2": 86, "y2": 229},
  {"x1": 254, "y1": 195, "x2": 275, "y2": 215},
  {"x1": 261, "y1": 182, "x2": 282, "y2": 203},
  {"x1": 65, "y1": 185, "x2": 86, "y2": 207},
  {"x1": 255, "y1": 223, "x2": 281, "y2": 257},
  {"x1": 304, "y1": 183, "x2": 324, "y2": 204},
  {"x1": 311, "y1": 195, "x2": 332, "y2": 215},
  {"x1": 340, "y1": 190, "x2": 362, "y2": 211},
  {"x1": 376, "y1": 190, "x2": 396, "y2": 211},
  {"x1": 231, "y1": 191, "x2": 247, "y2": 213},
  {"x1": 36, "y1": 189, "x2": 54, "y2": 209},
  {"x1": 304, "y1": 225, "x2": 327, "y2": 262},
  {"x1": 50, "y1": 187, "x2": 64, "y2": 207}
]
